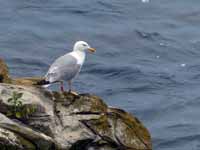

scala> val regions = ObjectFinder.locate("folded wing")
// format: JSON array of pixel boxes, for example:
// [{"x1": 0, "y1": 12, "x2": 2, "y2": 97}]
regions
[{"x1": 45, "y1": 54, "x2": 81, "y2": 83}]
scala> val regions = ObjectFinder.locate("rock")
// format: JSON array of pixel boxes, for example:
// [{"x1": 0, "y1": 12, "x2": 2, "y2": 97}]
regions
[
  {"x1": 0, "y1": 84, "x2": 152, "y2": 150},
  {"x1": 0, "y1": 113, "x2": 56, "y2": 150},
  {"x1": 0, "y1": 59, "x2": 152, "y2": 150},
  {"x1": 0, "y1": 58, "x2": 11, "y2": 83},
  {"x1": 0, "y1": 126, "x2": 35, "y2": 150},
  {"x1": 0, "y1": 58, "x2": 43, "y2": 86},
  {"x1": 12, "y1": 77, "x2": 44, "y2": 86}
]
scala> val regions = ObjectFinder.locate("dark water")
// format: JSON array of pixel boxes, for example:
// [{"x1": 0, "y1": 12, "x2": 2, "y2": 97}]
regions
[{"x1": 1, "y1": 0, "x2": 200, "y2": 149}]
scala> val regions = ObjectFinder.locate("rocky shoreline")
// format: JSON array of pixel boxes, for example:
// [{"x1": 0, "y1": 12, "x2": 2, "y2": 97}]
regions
[{"x1": 0, "y1": 59, "x2": 152, "y2": 150}]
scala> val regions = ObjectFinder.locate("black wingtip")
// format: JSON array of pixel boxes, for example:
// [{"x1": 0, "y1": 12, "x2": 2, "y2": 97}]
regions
[{"x1": 36, "y1": 80, "x2": 50, "y2": 85}]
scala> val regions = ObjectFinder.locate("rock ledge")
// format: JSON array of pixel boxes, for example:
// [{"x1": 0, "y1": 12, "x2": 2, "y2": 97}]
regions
[{"x1": 0, "y1": 59, "x2": 152, "y2": 150}]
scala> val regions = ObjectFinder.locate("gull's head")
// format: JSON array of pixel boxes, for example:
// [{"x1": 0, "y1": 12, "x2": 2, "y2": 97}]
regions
[{"x1": 73, "y1": 41, "x2": 96, "y2": 53}]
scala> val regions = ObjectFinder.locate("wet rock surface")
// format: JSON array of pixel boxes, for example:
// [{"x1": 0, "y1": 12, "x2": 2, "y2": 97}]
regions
[{"x1": 0, "y1": 59, "x2": 152, "y2": 150}]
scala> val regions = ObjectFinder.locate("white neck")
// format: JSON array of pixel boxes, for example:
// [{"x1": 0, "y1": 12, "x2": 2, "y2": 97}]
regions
[{"x1": 69, "y1": 50, "x2": 86, "y2": 65}]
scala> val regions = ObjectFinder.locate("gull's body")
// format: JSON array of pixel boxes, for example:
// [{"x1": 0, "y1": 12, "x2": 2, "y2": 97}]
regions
[
  {"x1": 40, "y1": 41, "x2": 95, "y2": 92},
  {"x1": 45, "y1": 51, "x2": 84, "y2": 84}
]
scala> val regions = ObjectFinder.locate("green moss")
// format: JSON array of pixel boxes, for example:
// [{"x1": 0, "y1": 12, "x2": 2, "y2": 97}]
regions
[
  {"x1": 89, "y1": 95, "x2": 107, "y2": 112},
  {"x1": 53, "y1": 91, "x2": 68, "y2": 102},
  {"x1": 107, "y1": 108, "x2": 152, "y2": 149},
  {"x1": 0, "y1": 58, "x2": 12, "y2": 84},
  {"x1": 71, "y1": 94, "x2": 107, "y2": 113},
  {"x1": 85, "y1": 114, "x2": 112, "y2": 138}
]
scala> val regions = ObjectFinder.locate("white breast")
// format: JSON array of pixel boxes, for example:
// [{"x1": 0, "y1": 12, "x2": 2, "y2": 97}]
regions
[{"x1": 69, "y1": 51, "x2": 86, "y2": 65}]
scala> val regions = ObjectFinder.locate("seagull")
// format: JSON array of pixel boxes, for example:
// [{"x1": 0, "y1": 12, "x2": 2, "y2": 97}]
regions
[{"x1": 38, "y1": 41, "x2": 95, "y2": 93}]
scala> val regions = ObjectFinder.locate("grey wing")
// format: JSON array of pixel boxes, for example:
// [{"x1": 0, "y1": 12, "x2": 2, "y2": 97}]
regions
[{"x1": 45, "y1": 54, "x2": 81, "y2": 83}]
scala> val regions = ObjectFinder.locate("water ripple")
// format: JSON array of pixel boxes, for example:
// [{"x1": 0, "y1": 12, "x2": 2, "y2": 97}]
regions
[
  {"x1": 157, "y1": 134, "x2": 200, "y2": 149},
  {"x1": 8, "y1": 57, "x2": 48, "y2": 68},
  {"x1": 84, "y1": 64, "x2": 141, "y2": 80}
]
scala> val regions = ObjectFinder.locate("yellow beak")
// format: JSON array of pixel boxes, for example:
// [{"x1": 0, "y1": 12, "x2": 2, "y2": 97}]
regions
[{"x1": 88, "y1": 47, "x2": 96, "y2": 53}]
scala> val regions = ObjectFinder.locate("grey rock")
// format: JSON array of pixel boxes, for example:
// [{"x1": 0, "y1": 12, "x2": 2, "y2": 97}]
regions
[{"x1": 0, "y1": 83, "x2": 152, "y2": 150}]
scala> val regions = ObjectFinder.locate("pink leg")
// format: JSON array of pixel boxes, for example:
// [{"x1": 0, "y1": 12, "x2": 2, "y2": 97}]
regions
[{"x1": 60, "y1": 81, "x2": 64, "y2": 92}]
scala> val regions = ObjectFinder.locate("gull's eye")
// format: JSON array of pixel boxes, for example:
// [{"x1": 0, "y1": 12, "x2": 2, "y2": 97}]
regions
[{"x1": 82, "y1": 44, "x2": 87, "y2": 47}]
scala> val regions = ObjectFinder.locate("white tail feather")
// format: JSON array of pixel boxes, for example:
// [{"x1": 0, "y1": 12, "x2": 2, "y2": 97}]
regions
[{"x1": 42, "y1": 84, "x2": 50, "y2": 88}]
